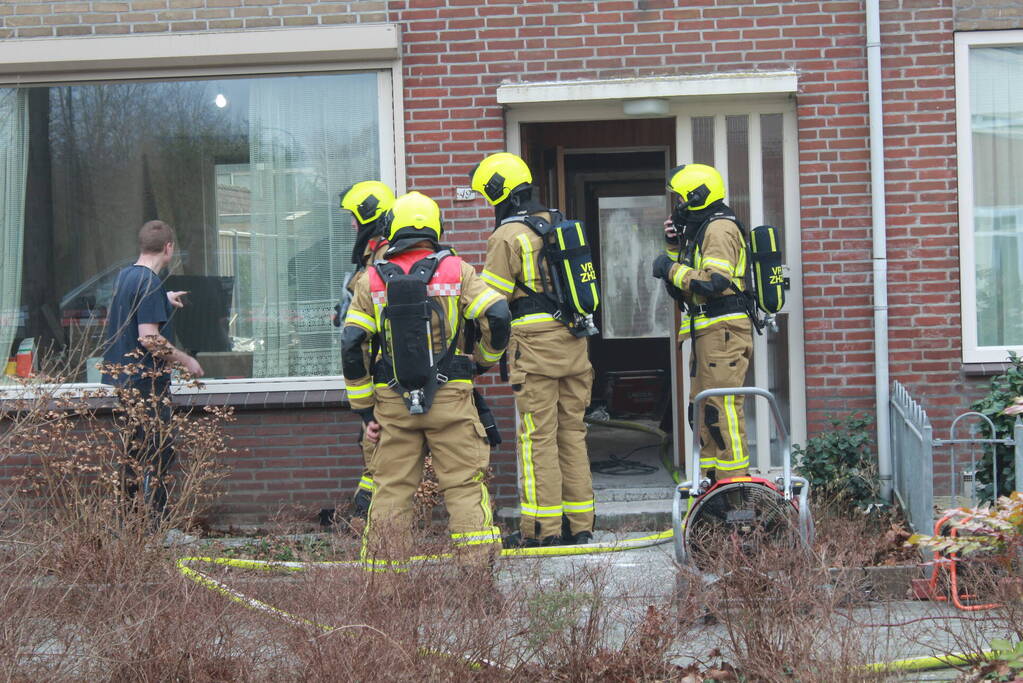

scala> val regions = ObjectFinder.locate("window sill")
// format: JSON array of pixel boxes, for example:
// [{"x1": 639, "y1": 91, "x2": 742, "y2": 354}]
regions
[
  {"x1": 0, "y1": 378, "x2": 350, "y2": 411},
  {"x1": 962, "y1": 362, "x2": 1010, "y2": 377},
  {"x1": 177, "y1": 388, "x2": 347, "y2": 410}
]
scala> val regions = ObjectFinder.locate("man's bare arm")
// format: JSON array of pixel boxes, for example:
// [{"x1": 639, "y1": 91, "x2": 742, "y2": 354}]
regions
[{"x1": 137, "y1": 322, "x2": 204, "y2": 377}]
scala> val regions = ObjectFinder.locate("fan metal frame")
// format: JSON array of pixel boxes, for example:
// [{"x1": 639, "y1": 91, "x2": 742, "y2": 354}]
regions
[{"x1": 673, "y1": 387, "x2": 814, "y2": 567}]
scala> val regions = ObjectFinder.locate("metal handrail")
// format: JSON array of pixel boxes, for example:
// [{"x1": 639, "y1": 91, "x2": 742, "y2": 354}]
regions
[{"x1": 943, "y1": 412, "x2": 1001, "y2": 502}]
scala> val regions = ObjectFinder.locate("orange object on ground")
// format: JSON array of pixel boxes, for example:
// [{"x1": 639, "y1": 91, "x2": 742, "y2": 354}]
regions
[{"x1": 923, "y1": 510, "x2": 1001, "y2": 612}]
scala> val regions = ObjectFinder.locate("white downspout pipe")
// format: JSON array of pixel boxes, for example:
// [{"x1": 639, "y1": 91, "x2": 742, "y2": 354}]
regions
[{"x1": 867, "y1": 0, "x2": 893, "y2": 500}]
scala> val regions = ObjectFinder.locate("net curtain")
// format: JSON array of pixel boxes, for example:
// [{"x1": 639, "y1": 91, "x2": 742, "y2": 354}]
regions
[
  {"x1": 971, "y1": 46, "x2": 1023, "y2": 348},
  {"x1": 247, "y1": 73, "x2": 380, "y2": 378},
  {"x1": 0, "y1": 89, "x2": 29, "y2": 372}
]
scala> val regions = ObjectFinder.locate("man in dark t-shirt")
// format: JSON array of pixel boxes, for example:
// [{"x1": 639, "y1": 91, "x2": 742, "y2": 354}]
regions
[
  {"x1": 102, "y1": 220, "x2": 203, "y2": 518},
  {"x1": 103, "y1": 265, "x2": 177, "y2": 391}
]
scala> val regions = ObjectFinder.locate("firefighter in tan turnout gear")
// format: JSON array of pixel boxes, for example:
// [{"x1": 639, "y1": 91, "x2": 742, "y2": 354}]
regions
[
  {"x1": 340, "y1": 191, "x2": 511, "y2": 574},
  {"x1": 651, "y1": 163, "x2": 754, "y2": 480},
  {"x1": 338, "y1": 180, "x2": 396, "y2": 519},
  {"x1": 470, "y1": 152, "x2": 598, "y2": 548}
]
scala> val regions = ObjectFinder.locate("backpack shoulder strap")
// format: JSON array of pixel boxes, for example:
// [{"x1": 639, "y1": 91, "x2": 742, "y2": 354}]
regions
[
  {"x1": 520, "y1": 214, "x2": 554, "y2": 236},
  {"x1": 373, "y1": 260, "x2": 405, "y2": 283},
  {"x1": 406, "y1": 249, "x2": 450, "y2": 283},
  {"x1": 694, "y1": 210, "x2": 740, "y2": 244},
  {"x1": 685, "y1": 211, "x2": 740, "y2": 263}
]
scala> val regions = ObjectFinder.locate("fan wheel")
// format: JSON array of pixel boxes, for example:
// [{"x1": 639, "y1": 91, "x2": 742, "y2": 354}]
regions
[{"x1": 684, "y1": 481, "x2": 800, "y2": 572}]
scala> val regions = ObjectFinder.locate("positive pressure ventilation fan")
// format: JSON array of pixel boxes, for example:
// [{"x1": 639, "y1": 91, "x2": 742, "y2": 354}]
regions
[
  {"x1": 683, "y1": 480, "x2": 800, "y2": 572},
  {"x1": 673, "y1": 388, "x2": 814, "y2": 570}
]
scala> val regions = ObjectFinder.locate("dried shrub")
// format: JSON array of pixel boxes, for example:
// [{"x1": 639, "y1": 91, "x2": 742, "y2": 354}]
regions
[
  {"x1": 683, "y1": 515, "x2": 889, "y2": 682},
  {"x1": 0, "y1": 358, "x2": 237, "y2": 678}
]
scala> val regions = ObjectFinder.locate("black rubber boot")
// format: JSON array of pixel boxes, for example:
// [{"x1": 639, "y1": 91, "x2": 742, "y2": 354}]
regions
[
  {"x1": 503, "y1": 531, "x2": 563, "y2": 549},
  {"x1": 562, "y1": 514, "x2": 595, "y2": 545},
  {"x1": 533, "y1": 535, "x2": 564, "y2": 548},
  {"x1": 561, "y1": 514, "x2": 573, "y2": 545},
  {"x1": 502, "y1": 530, "x2": 524, "y2": 549},
  {"x1": 569, "y1": 530, "x2": 594, "y2": 545}
]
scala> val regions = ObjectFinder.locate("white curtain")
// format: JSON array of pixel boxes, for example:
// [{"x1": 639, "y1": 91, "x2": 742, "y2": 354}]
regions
[
  {"x1": 0, "y1": 89, "x2": 29, "y2": 373},
  {"x1": 248, "y1": 73, "x2": 380, "y2": 377},
  {"x1": 971, "y1": 46, "x2": 1023, "y2": 347}
]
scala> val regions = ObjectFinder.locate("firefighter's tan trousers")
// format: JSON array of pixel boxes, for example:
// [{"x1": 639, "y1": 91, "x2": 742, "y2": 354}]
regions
[
  {"x1": 691, "y1": 321, "x2": 754, "y2": 478},
  {"x1": 509, "y1": 326, "x2": 594, "y2": 540},
  {"x1": 358, "y1": 437, "x2": 428, "y2": 497},
  {"x1": 361, "y1": 384, "x2": 499, "y2": 572},
  {"x1": 357, "y1": 433, "x2": 376, "y2": 496}
]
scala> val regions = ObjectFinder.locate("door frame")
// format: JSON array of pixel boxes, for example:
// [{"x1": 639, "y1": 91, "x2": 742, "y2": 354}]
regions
[{"x1": 505, "y1": 96, "x2": 806, "y2": 473}]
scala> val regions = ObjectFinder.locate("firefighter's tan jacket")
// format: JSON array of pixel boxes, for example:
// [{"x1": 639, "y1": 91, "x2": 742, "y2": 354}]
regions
[
  {"x1": 666, "y1": 217, "x2": 751, "y2": 341},
  {"x1": 480, "y1": 212, "x2": 566, "y2": 333},
  {"x1": 342, "y1": 248, "x2": 506, "y2": 412}
]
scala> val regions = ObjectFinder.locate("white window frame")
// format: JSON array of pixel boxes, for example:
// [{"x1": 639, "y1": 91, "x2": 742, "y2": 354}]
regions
[
  {"x1": 0, "y1": 26, "x2": 406, "y2": 394},
  {"x1": 956, "y1": 29, "x2": 1023, "y2": 364},
  {"x1": 500, "y1": 73, "x2": 806, "y2": 472}
]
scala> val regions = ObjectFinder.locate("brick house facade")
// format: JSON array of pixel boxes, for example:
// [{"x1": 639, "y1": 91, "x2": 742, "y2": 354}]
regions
[{"x1": 0, "y1": 0, "x2": 1020, "y2": 524}]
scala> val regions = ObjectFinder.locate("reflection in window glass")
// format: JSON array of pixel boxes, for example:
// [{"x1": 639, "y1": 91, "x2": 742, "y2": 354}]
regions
[
  {"x1": 0, "y1": 90, "x2": 28, "y2": 383},
  {"x1": 971, "y1": 46, "x2": 1023, "y2": 347},
  {"x1": 13, "y1": 72, "x2": 381, "y2": 381},
  {"x1": 598, "y1": 195, "x2": 672, "y2": 339}
]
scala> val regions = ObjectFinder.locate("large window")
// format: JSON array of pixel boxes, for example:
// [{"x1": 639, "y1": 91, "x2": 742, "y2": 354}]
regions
[
  {"x1": 1, "y1": 70, "x2": 390, "y2": 383},
  {"x1": 957, "y1": 31, "x2": 1023, "y2": 363}
]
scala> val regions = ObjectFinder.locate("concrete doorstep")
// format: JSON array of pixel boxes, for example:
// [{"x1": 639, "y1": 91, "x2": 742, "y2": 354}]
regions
[{"x1": 496, "y1": 499, "x2": 674, "y2": 532}]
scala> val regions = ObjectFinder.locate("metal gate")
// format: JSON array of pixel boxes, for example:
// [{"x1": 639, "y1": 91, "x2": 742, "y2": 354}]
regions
[{"x1": 890, "y1": 380, "x2": 1023, "y2": 533}]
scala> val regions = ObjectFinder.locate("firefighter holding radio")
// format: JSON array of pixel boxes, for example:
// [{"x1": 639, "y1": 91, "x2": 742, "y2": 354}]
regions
[
  {"x1": 651, "y1": 163, "x2": 754, "y2": 481},
  {"x1": 341, "y1": 191, "x2": 511, "y2": 575}
]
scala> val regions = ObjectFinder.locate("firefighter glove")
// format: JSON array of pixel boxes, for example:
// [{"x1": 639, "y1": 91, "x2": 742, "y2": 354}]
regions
[{"x1": 652, "y1": 253, "x2": 674, "y2": 281}]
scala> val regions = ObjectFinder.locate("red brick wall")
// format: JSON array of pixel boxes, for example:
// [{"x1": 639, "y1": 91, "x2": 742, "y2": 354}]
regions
[
  {"x1": 390, "y1": 0, "x2": 991, "y2": 449},
  {"x1": 955, "y1": 0, "x2": 1023, "y2": 30},
  {"x1": 0, "y1": 404, "x2": 366, "y2": 527},
  {"x1": 0, "y1": 405, "x2": 365, "y2": 527},
  {"x1": 876, "y1": 1, "x2": 983, "y2": 423},
  {"x1": 0, "y1": 0, "x2": 387, "y2": 38},
  {"x1": 215, "y1": 408, "x2": 365, "y2": 526}
]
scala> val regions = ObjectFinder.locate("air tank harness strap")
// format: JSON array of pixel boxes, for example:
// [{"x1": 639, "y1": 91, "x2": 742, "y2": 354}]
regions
[
  {"x1": 688, "y1": 294, "x2": 747, "y2": 318},
  {"x1": 373, "y1": 354, "x2": 475, "y2": 387},
  {"x1": 509, "y1": 293, "x2": 559, "y2": 320}
]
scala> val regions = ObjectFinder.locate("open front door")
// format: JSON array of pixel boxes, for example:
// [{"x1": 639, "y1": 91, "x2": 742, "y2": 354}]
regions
[
  {"x1": 522, "y1": 120, "x2": 684, "y2": 497},
  {"x1": 514, "y1": 104, "x2": 804, "y2": 481}
]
